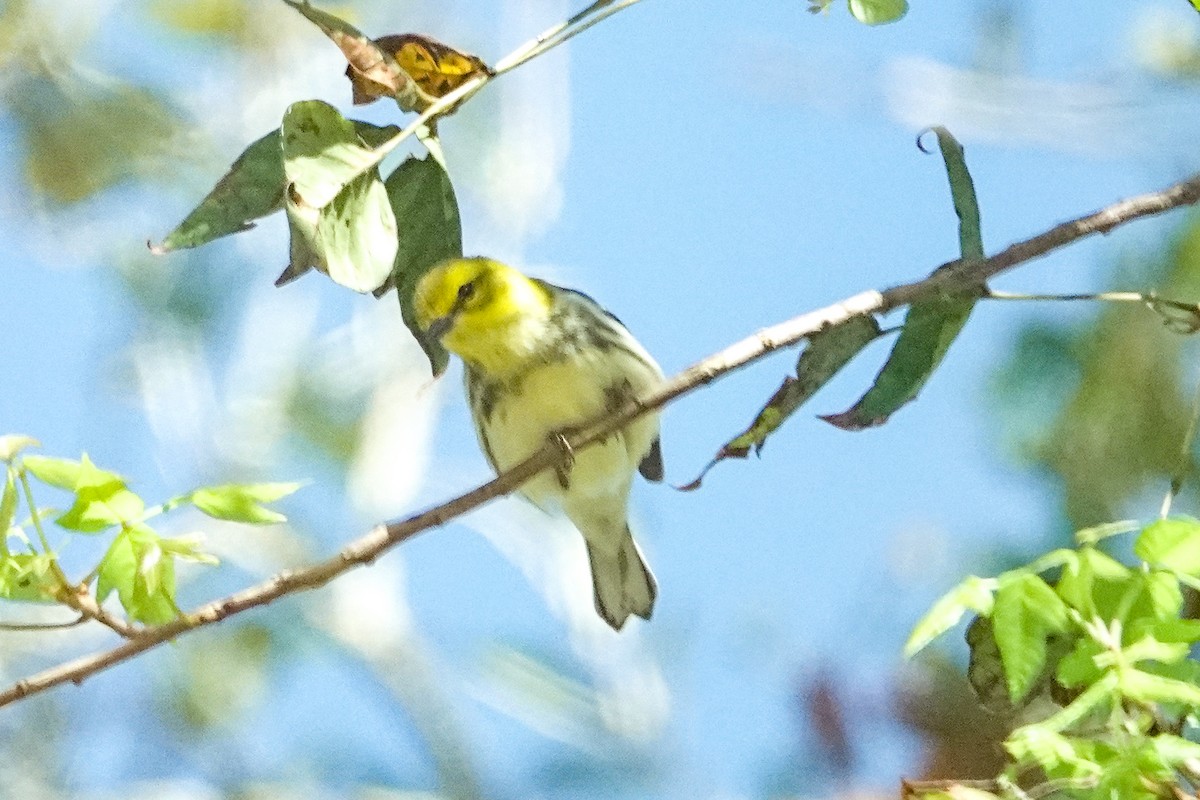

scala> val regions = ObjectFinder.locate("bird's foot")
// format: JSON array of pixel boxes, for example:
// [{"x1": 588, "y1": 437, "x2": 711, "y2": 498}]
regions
[
  {"x1": 548, "y1": 430, "x2": 576, "y2": 490},
  {"x1": 603, "y1": 378, "x2": 637, "y2": 413}
]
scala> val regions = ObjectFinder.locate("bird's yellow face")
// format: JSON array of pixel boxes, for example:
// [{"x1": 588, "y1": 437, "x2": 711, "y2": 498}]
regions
[{"x1": 414, "y1": 257, "x2": 553, "y2": 373}]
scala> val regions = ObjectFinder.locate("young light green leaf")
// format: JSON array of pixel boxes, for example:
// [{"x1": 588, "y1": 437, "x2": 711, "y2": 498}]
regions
[
  {"x1": 822, "y1": 128, "x2": 982, "y2": 430},
  {"x1": 159, "y1": 533, "x2": 219, "y2": 566},
  {"x1": 1055, "y1": 546, "x2": 1127, "y2": 617},
  {"x1": 847, "y1": 0, "x2": 908, "y2": 25},
  {"x1": 189, "y1": 482, "x2": 300, "y2": 524},
  {"x1": 1055, "y1": 637, "x2": 1104, "y2": 688},
  {"x1": 1130, "y1": 617, "x2": 1200, "y2": 645},
  {"x1": 96, "y1": 526, "x2": 180, "y2": 625},
  {"x1": 56, "y1": 485, "x2": 145, "y2": 533},
  {"x1": 992, "y1": 572, "x2": 1070, "y2": 702},
  {"x1": 387, "y1": 154, "x2": 463, "y2": 376},
  {"x1": 73, "y1": 453, "x2": 126, "y2": 491},
  {"x1": 905, "y1": 574, "x2": 996, "y2": 657},
  {"x1": 279, "y1": 101, "x2": 397, "y2": 293},
  {"x1": 22, "y1": 455, "x2": 85, "y2": 490},
  {"x1": 23, "y1": 453, "x2": 123, "y2": 492},
  {"x1": 0, "y1": 435, "x2": 38, "y2": 462},
  {"x1": 1119, "y1": 667, "x2": 1200, "y2": 707},
  {"x1": 96, "y1": 530, "x2": 136, "y2": 606},
  {"x1": 1004, "y1": 726, "x2": 1100, "y2": 777},
  {"x1": 1135, "y1": 516, "x2": 1200, "y2": 574},
  {"x1": 0, "y1": 553, "x2": 60, "y2": 602},
  {"x1": 1075, "y1": 519, "x2": 1139, "y2": 546},
  {"x1": 681, "y1": 315, "x2": 882, "y2": 490},
  {"x1": 1119, "y1": 635, "x2": 1190, "y2": 667}
]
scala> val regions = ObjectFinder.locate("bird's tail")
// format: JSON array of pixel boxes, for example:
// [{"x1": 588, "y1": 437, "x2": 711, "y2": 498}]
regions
[{"x1": 585, "y1": 528, "x2": 657, "y2": 630}]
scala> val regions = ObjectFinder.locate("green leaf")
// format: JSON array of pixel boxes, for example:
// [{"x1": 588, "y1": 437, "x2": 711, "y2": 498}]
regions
[
  {"x1": 0, "y1": 553, "x2": 60, "y2": 602},
  {"x1": 96, "y1": 526, "x2": 181, "y2": 625},
  {"x1": 1130, "y1": 617, "x2": 1200, "y2": 645},
  {"x1": 847, "y1": 0, "x2": 908, "y2": 25},
  {"x1": 1056, "y1": 637, "x2": 1104, "y2": 688},
  {"x1": 820, "y1": 297, "x2": 975, "y2": 429},
  {"x1": 905, "y1": 574, "x2": 996, "y2": 657},
  {"x1": 159, "y1": 534, "x2": 219, "y2": 566},
  {"x1": 56, "y1": 485, "x2": 145, "y2": 533},
  {"x1": 386, "y1": 154, "x2": 463, "y2": 376},
  {"x1": 1119, "y1": 667, "x2": 1200, "y2": 707},
  {"x1": 73, "y1": 454, "x2": 125, "y2": 491},
  {"x1": 1036, "y1": 669, "x2": 1119, "y2": 733},
  {"x1": 1137, "y1": 570, "x2": 1183, "y2": 621},
  {"x1": 992, "y1": 572, "x2": 1070, "y2": 702},
  {"x1": 96, "y1": 530, "x2": 136, "y2": 606},
  {"x1": 1135, "y1": 516, "x2": 1200, "y2": 574},
  {"x1": 1055, "y1": 546, "x2": 1127, "y2": 617},
  {"x1": 0, "y1": 435, "x2": 38, "y2": 462},
  {"x1": 822, "y1": 128, "x2": 982, "y2": 430},
  {"x1": 280, "y1": 100, "x2": 397, "y2": 293},
  {"x1": 22, "y1": 455, "x2": 85, "y2": 490},
  {"x1": 152, "y1": 129, "x2": 285, "y2": 252},
  {"x1": 189, "y1": 482, "x2": 300, "y2": 524},
  {"x1": 681, "y1": 315, "x2": 881, "y2": 490},
  {"x1": 154, "y1": 120, "x2": 400, "y2": 255},
  {"x1": 1118, "y1": 635, "x2": 1190, "y2": 667},
  {"x1": 1004, "y1": 726, "x2": 1102, "y2": 778}
]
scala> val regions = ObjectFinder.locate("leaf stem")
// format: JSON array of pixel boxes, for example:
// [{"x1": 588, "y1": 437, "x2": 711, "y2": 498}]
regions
[
  {"x1": 985, "y1": 289, "x2": 1200, "y2": 333},
  {"x1": 358, "y1": 0, "x2": 646, "y2": 174},
  {"x1": 0, "y1": 617, "x2": 87, "y2": 632},
  {"x1": 17, "y1": 469, "x2": 52, "y2": 556}
]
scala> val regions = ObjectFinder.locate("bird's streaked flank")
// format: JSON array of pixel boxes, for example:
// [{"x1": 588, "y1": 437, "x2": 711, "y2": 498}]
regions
[{"x1": 415, "y1": 257, "x2": 664, "y2": 630}]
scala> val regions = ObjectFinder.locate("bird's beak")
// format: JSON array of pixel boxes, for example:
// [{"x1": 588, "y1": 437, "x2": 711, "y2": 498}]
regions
[{"x1": 425, "y1": 315, "x2": 454, "y2": 341}]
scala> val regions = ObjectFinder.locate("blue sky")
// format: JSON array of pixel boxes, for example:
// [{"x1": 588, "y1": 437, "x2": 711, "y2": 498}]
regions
[{"x1": 4, "y1": 0, "x2": 1200, "y2": 797}]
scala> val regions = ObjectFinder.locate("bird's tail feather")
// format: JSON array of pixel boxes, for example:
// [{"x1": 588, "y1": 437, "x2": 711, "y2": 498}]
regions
[{"x1": 585, "y1": 529, "x2": 657, "y2": 630}]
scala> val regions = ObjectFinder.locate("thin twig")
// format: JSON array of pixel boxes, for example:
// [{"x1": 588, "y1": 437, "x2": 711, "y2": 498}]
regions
[
  {"x1": 359, "y1": 0, "x2": 645, "y2": 173},
  {"x1": 986, "y1": 289, "x2": 1200, "y2": 333},
  {"x1": 2, "y1": 172, "x2": 1200, "y2": 709},
  {"x1": 0, "y1": 617, "x2": 86, "y2": 632}
]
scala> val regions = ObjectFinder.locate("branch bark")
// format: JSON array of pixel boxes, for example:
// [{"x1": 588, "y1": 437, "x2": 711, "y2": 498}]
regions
[{"x1": 3, "y1": 171, "x2": 1200, "y2": 709}]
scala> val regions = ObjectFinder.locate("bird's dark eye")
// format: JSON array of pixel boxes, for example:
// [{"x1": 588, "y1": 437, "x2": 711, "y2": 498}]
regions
[{"x1": 457, "y1": 282, "x2": 475, "y2": 303}]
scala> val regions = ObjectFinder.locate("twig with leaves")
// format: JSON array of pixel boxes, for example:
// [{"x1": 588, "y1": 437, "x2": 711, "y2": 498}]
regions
[{"x1": 4, "y1": 167, "x2": 1200, "y2": 709}]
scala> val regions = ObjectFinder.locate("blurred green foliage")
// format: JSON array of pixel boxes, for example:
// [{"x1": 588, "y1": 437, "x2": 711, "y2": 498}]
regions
[{"x1": 993, "y1": 214, "x2": 1200, "y2": 528}]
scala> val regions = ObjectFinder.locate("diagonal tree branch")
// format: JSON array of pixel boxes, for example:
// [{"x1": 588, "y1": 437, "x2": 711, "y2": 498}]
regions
[{"x1": 3, "y1": 171, "x2": 1200, "y2": 709}]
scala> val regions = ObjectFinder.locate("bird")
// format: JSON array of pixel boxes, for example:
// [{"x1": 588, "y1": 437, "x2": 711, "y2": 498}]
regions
[{"x1": 414, "y1": 256, "x2": 664, "y2": 630}]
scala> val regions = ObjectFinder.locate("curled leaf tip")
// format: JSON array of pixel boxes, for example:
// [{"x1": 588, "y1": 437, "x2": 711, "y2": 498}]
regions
[{"x1": 915, "y1": 128, "x2": 939, "y2": 154}]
